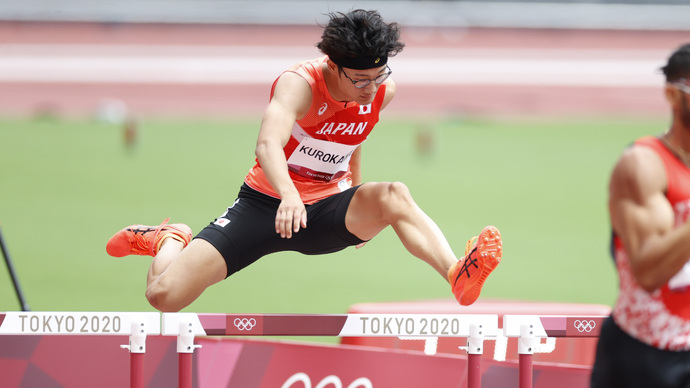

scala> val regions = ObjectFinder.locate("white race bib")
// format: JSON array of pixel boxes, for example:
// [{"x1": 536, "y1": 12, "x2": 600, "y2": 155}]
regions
[{"x1": 287, "y1": 137, "x2": 358, "y2": 182}]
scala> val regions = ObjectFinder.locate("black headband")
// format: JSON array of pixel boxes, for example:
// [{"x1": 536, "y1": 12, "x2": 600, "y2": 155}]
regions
[{"x1": 330, "y1": 55, "x2": 388, "y2": 70}]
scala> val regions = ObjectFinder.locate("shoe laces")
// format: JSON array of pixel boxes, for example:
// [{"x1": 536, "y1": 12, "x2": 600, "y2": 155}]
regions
[
  {"x1": 454, "y1": 235, "x2": 479, "y2": 282},
  {"x1": 126, "y1": 226, "x2": 157, "y2": 255},
  {"x1": 128, "y1": 218, "x2": 169, "y2": 256}
]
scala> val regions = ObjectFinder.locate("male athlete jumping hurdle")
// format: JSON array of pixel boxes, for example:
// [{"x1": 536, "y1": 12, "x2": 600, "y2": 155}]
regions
[{"x1": 105, "y1": 10, "x2": 502, "y2": 312}]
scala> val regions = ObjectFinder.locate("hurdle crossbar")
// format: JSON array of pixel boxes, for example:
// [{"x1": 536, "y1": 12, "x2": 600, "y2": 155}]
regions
[
  {"x1": 162, "y1": 312, "x2": 498, "y2": 337},
  {"x1": 0, "y1": 311, "x2": 160, "y2": 388},
  {"x1": 1, "y1": 311, "x2": 608, "y2": 388},
  {"x1": 163, "y1": 313, "x2": 499, "y2": 388}
]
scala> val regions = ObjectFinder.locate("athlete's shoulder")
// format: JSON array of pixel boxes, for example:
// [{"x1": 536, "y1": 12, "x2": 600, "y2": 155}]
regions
[
  {"x1": 616, "y1": 136, "x2": 664, "y2": 168},
  {"x1": 284, "y1": 57, "x2": 326, "y2": 80},
  {"x1": 616, "y1": 141, "x2": 664, "y2": 176},
  {"x1": 611, "y1": 139, "x2": 666, "y2": 199},
  {"x1": 633, "y1": 135, "x2": 664, "y2": 150}
]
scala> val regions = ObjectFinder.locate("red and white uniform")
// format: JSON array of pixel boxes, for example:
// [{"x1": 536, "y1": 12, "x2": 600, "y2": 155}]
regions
[
  {"x1": 612, "y1": 136, "x2": 690, "y2": 350},
  {"x1": 244, "y1": 56, "x2": 385, "y2": 204}
]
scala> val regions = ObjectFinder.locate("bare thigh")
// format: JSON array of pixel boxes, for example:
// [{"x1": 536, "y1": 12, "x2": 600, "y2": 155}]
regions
[
  {"x1": 148, "y1": 238, "x2": 227, "y2": 311},
  {"x1": 345, "y1": 182, "x2": 394, "y2": 241}
]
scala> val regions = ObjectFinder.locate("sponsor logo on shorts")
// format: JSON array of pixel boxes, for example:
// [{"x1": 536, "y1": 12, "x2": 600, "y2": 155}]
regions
[{"x1": 214, "y1": 218, "x2": 230, "y2": 227}]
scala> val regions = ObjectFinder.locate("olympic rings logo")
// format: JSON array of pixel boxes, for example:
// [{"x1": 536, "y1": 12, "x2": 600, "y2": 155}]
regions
[
  {"x1": 282, "y1": 373, "x2": 373, "y2": 388},
  {"x1": 234, "y1": 318, "x2": 257, "y2": 331},
  {"x1": 573, "y1": 320, "x2": 596, "y2": 333}
]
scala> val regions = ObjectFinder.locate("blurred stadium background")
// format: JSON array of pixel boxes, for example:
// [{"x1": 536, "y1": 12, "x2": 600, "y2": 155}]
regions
[
  {"x1": 1, "y1": 0, "x2": 689, "y2": 119},
  {"x1": 3, "y1": 0, "x2": 690, "y2": 28}
]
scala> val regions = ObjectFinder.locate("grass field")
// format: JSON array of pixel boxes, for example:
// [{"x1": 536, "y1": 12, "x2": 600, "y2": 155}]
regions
[{"x1": 0, "y1": 113, "x2": 665, "y2": 322}]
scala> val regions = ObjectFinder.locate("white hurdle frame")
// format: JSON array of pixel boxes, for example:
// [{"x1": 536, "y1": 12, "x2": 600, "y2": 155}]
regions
[
  {"x1": 0, "y1": 311, "x2": 161, "y2": 388},
  {"x1": 1, "y1": 311, "x2": 607, "y2": 388},
  {"x1": 162, "y1": 313, "x2": 500, "y2": 388}
]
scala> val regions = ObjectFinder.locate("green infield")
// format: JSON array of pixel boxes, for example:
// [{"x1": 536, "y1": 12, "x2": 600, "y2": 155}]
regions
[{"x1": 0, "y1": 114, "x2": 664, "y2": 319}]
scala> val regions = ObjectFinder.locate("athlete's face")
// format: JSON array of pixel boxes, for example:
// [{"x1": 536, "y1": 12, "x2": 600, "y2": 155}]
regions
[{"x1": 339, "y1": 64, "x2": 391, "y2": 105}]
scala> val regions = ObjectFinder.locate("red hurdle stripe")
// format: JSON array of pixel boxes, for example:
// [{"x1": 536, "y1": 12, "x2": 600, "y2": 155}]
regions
[
  {"x1": 198, "y1": 314, "x2": 349, "y2": 336},
  {"x1": 503, "y1": 315, "x2": 607, "y2": 338},
  {"x1": 540, "y1": 316, "x2": 605, "y2": 337},
  {"x1": 164, "y1": 313, "x2": 499, "y2": 338}
]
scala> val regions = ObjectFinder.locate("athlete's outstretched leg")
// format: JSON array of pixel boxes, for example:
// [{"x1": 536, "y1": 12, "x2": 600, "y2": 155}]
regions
[
  {"x1": 106, "y1": 219, "x2": 227, "y2": 312},
  {"x1": 345, "y1": 182, "x2": 502, "y2": 305},
  {"x1": 145, "y1": 238, "x2": 226, "y2": 312}
]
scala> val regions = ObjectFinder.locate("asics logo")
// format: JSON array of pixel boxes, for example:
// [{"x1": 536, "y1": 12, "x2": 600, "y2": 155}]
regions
[
  {"x1": 234, "y1": 318, "x2": 257, "y2": 331},
  {"x1": 573, "y1": 320, "x2": 596, "y2": 333},
  {"x1": 456, "y1": 248, "x2": 479, "y2": 282}
]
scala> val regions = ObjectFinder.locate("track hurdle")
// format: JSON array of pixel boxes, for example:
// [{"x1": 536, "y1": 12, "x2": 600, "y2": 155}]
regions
[
  {"x1": 162, "y1": 313, "x2": 499, "y2": 388},
  {"x1": 0, "y1": 311, "x2": 160, "y2": 388},
  {"x1": 503, "y1": 314, "x2": 607, "y2": 388}
]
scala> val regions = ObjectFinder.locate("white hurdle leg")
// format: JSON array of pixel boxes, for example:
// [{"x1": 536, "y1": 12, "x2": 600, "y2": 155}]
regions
[
  {"x1": 503, "y1": 315, "x2": 550, "y2": 388},
  {"x1": 162, "y1": 313, "x2": 205, "y2": 388},
  {"x1": 518, "y1": 323, "x2": 537, "y2": 388},
  {"x1": 120, "y1": 320, "x2": 148, "y2": 388},
  {"x1": 177, "y1": 320, "x2": 202, "y2": 388},
  {"x1": 465, "y1": 323, "x2": 486, "y2": 388}
]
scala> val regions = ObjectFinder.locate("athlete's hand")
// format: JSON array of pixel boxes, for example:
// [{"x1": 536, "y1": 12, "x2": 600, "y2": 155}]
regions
[{"x1": 276, "y1": 193, "x2": 307, "y2": 238}]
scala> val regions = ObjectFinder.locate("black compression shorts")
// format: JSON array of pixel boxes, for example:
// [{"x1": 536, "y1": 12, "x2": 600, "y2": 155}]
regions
[
  {"x1": 591, "y1": 315, "x2": 690, "y2": 388},
  {"x1": 195, "y1": 183, "x2": 366, "y2": 278}
]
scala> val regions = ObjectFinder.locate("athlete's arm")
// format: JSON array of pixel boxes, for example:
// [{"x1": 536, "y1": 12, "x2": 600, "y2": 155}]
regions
[
  {"x1": 255, "y1": 71, "x2": 312, "y2": 239},
  {"x1": 609, "y1": 145, "x2": 690, "y2": 291}
]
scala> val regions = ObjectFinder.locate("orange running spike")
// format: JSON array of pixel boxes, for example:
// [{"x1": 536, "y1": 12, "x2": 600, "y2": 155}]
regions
[
  {"x1": 106, "y1": 218, "x2": 192, "y2": 257},
  {"x1": 448, "y1": 225, "x2": 502, "y2": 306}
]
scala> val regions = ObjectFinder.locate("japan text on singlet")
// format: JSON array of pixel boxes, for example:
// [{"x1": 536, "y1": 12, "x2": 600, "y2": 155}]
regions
[
  {"x1": 612, "y1": 136, "x2": 690, "y2": 350},
  {"x1": 244, "y1": 56, "x2": 385, "y2": 204}
]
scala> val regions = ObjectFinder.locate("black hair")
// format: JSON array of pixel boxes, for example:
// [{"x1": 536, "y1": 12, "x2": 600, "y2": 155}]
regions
[
  {"x1": 316, "y1": 9, "x2": 405, "y2": 63},
  {"x1": 661, "y1": 43, "x2": 690, "y2": 82}
]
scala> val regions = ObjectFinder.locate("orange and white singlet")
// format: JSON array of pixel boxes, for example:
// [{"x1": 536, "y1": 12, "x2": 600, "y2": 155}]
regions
[
  {"x1": 245, "y1": 56, "x2": 385, "y2": 204},
  {"x1": 612, "y1": 136, "x2": 690, "y2": 350}
]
